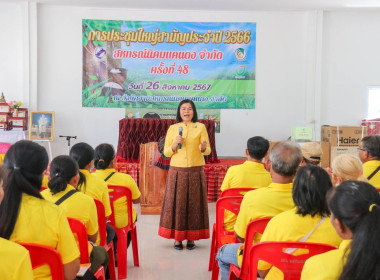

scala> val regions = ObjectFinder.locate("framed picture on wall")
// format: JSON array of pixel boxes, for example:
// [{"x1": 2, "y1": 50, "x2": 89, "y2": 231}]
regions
[{"x1": 29, "y1": 111, "x2": 55, "y2": 141}]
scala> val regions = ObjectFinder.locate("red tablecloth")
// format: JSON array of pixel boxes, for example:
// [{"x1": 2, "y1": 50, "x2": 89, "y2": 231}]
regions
[
  {"x1": 117, "y1": 118, "x2": 219, "y2": 163},
  {"x1": 116, "y1": 158, "x2": 245, "y2": 202}
]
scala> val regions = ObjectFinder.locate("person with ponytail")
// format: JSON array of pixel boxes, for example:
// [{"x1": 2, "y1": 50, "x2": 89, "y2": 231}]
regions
[
  {"x1": 92, "y1": 143, "x2": 141, "y2": 236},
  {"x1": 331, "y1": 154, "x2": 368, "y2": 187},
  {"x1": 0, "y1": 164, "x2": 33, "y2": 280},
  {"x1": 41, "y1": 155, "x2": 109, "y2": 274},
  {"x1": 0, "y1": 140, "x2": 80, "y2": 280},
  {"x1": 301, "y1": 180, "x2": 380, "y2": 280}
]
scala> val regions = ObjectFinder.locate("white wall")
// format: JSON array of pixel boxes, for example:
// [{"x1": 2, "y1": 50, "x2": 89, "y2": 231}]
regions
[
  {"x1": 4, "y1": 3, "x2": 379, "y2": 158},
  {"x1": 0, "y1": 3, "x2": 24, "y2": 102},
  {"x1": 322, "y1": 11, "x2": 380, "y2": 125},
  {"x1": 37, "y1": 5, "x2": 319, "y2": 157}
]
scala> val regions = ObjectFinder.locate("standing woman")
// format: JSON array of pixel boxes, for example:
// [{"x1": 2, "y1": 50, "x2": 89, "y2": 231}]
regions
[{"x1": 158, "y1": 99, "x2": 211, "y2": 250}]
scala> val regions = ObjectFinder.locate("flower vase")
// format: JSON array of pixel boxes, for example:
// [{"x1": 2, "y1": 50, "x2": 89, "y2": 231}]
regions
[{"x1": 13, "y1": 109, "x2": 18, "y2": 117}]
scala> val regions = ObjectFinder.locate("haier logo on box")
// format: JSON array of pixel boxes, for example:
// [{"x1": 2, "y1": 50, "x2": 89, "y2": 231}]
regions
[{"x1": 339, "y1": 137, "x2": 359, "y2": 145}]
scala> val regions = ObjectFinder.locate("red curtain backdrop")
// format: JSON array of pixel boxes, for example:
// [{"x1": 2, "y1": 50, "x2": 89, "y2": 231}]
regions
[{"x1": 117, "y1": 118, "x2": 219, "y2": 163}]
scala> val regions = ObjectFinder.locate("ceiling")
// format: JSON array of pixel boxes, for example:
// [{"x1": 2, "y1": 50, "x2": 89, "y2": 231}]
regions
[{"x1": 5, "y1": 0, "x2": 380, "y2": 11}]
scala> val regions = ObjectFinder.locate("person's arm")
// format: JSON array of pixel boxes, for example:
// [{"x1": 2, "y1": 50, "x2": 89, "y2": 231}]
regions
[
  {"x1": 258, "y1": 269, "x2": 270, "y2": 279},
  {"x1": 88, "y1": 232, "x2": 98, "y2": 244},
  {"x1": 63, "y1": 259, "x2": 80, "y2": 280},
  {"x1": 164, "y1": 126, "x2": 176, "y2": 157},
  {"x1": 200, "y1": 125, "x2": 211, "y2": 155},
  {"x1": 235, "y1": 232, "x2": 245, "y2": 243},
  {"x1": 132, "y1": 197, "x2": 141, "y2": 204}
]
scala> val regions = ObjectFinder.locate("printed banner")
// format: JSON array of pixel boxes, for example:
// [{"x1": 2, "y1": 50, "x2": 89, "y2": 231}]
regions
[
  {"x1": 82, "y1": 20, "x2": 256, "y2": 109},
  {"x1": 125, "y1": 108, "x2": 221, "y2": 133}
]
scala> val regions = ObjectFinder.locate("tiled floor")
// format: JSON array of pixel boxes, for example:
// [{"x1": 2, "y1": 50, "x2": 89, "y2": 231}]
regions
[{"x1": 124, "y1": 202, "x2": 216, "y2": 280}]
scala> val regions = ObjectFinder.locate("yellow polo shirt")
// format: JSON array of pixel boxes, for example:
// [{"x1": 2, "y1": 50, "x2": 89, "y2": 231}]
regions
[
  {"x1": 92, "y1": 169, "x2": 141, "y2": 228},
  {"x1": 164, "y1": 122, "x2": 211, "y2": 167},
  {"x1": 41, "y1": 175, "x2": 49, "y2": 189},
  {"x1": 10, "y1": 194, "x2": 79, "y2": 280},
  {"x1": 234, "y1": 183, "x2": 294, "y2": 266},
  {"x1": 0, "y1": 238, "x2": 33, "y2": 280},
  {"x1": 257, "y1": 208, "x2": 342, "y2": 279},
  {"x1": 221, "y1": 161, "x2": 272, "y2": 231},
  {"x1": 41, "y1": 185, "x2": 98, "y2": 236},
  {"x1": 79, "y1": 169, "x2": 112, "y2": 217},
  {"x1": 363, "y1": 160, "x2": 380, "y2": 189},
  {"x1": 301, "y1": 240, "x2": 351, "y2": 280}
]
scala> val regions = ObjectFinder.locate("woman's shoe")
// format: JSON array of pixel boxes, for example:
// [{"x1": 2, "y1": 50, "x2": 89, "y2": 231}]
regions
[
  {"x1": 174, "y1": 241, "x2": 183, "y2": 250},
  {"x1": 186, "y1": 241, "x2": 196, "y2": 250}
]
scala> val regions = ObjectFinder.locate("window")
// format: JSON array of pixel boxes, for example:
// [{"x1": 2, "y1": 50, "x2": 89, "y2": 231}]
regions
[{"x1": 367, "y1": 86, "x2": 380, "y2": 119}]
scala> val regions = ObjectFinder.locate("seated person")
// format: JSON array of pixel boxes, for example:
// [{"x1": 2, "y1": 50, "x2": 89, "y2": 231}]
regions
[
  {"x1": 41, "y1": 155, "x2": 109, "y2": 274},
  {"x1": 220, "y1": 136, "x2": 272, "y2": 231},
  {"x1": 359, "y1": 135, "x2": 380, "y2": 188},
  {"x1": 0, "y1": 164, "x2": 33, "y2": 280},
  {"x1": 257, "y1": 165, "x2": 342, "y2": 279},
  {"x1": 331, "y1": 154, "x2": 368, "y2": 187},
  {"x1": 216, "y1": 141, "x2": 303, "y2": 280},
  {"x1": 0, "y1": 140, "x2": 80, "y2": 280},
  {"x1": 92, "y1": 143, "x2": 141, "y2": 247},
  {"x1": 300, "y1": 142, "x2": 322, "y2": 166},
  {"x1": 301, "y1": 180, "x2": 380, "y2": 280},
  {"x1": 69, "y1": 142, "x2": 115, "y2": 244}
]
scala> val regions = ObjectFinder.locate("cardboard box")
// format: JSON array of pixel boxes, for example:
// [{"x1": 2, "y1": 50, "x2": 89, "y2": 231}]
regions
[
  {"x1": 330, "y1": 146, "x2": 360, "y2": 166},
  {"x1": 321, "y1": 125, "x2": 367, "y2": 147}
]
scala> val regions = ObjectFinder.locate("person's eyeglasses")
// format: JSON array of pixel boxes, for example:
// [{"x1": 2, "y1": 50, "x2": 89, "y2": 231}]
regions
[{"x1": 358, "y1": 148, "x2": 367, "y2": 152}]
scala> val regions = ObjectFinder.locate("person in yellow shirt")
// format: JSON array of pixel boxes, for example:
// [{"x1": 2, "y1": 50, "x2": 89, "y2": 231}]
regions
[
  {"x1": 331, "y1": 154, "x2": 368, "y2": 187},
  {"x1": 0, "y1": 164, "x2": 33, "y2": 280},
  {"x1": 0, "y1": 140, "x2": 80, "y2": 280},
  {"x1": 359, "y1": 135, "x2": 380, "y2": 189},
  {"x1": 220, "y1": 136, "x2": 272, "y2": 231},
  {"x1": 301, "y1": 180, "x2": 380, "y2": 280},
  {"x1": 257, "y1": 165, "x2": 342, "y2": 280},
  {"x1": 92, "y1": 143, "x2": 141, "y2": 248},
  {"x1": 41, "y1": 155, "x2": 109, "y2": 274},
  {"x1": 216, "y1": 141, "x2": 302, "y2": 280},
  {"x1": 158, "y1": 99, "x2": 211, "y2": 250},
  {"x1": 69, "y1": 142, "x2": 116, "y2": 246}
]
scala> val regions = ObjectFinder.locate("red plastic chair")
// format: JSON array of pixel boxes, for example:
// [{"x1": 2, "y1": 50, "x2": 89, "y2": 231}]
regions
[
  {"x1": 248, "y1": 242, "x2": 337, "y2": 280},
  {"x1": 108, "y1": 184, "x2": 139, "y2": 279},
  {"x1": 221, "y1": 187, "x2": 257, "y2": 197},
  {"x1": 94, "y1": 199, "x2": 117, "y2": 280},
  {"x1": 67, "y1": 218, "x2": 105, "y2": 280},
  {"x1": 18, "y1": 242, "x2": 64, "y2": 280},
  {"x1": 229, "y1": 217, "x2": 272, "y2": 280},
  {"x1": 209, "y1": 196, "x2": 243, "y2": 280}
]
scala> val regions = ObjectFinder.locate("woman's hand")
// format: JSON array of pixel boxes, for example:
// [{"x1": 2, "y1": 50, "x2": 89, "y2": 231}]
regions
[
  {"x1": 199, "y1": 140, "x2": 207, "y2": 153},
  {"x1": 172, "y1": 135, "x2": 184, "y2": 152}
]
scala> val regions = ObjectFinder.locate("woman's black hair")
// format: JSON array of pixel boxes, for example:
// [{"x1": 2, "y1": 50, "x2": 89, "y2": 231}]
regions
[
  {"x1": 328, "y1": 180, "x2": 380, "y2": 280},
  {"x1": 0, "y1": 140, "x2": 49, "y2": 239},
  {"x1": 48, "y1": 155, "x2": 79, "y2": 195},
  {"x1": 292, "y1": 165, "x2": 332, "y2": 217},
  {"x1": 94, "y1": 143, "x2": 115, "y2": 170},
  {"x1": 69, "y1": 142, "x2": 94, "y2": 192},
  {"x1": 175, "y1": 99, "x2": 198, "y2": 123}
]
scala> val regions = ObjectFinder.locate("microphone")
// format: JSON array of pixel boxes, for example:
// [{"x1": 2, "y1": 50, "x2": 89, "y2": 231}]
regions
[{"x1": 178, "y1": 127, "x2": 183, "y2": 149}]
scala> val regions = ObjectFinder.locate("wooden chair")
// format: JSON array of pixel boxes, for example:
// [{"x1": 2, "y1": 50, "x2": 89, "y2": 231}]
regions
[
  {"x1": 220, "y1": 187, "x2": 257, "y2": 197},
  {"x1": 209, "y1": 196, "x2": 243, "y2": 280},
  {"x1": 94, "y1": 199, "x2": 117, "y2": 280},
  {"x1": 67, "y1": 218, "x2": 105, "y2": 280},
  {"x1": 18, "y1": 242, "x2": 64, "y2": 280},
  {"x1": 229, "y1": 217, "x2": 272, "y2": 280},
  {"x1": 108, "y1": 184, "x2": 139, "y2": 279},
  {"x1": 248, "y1": 241, "x2": 337, "y2": 280}
]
